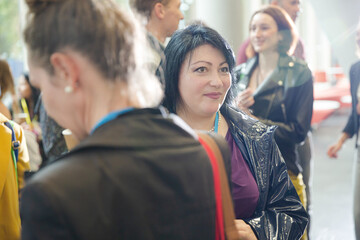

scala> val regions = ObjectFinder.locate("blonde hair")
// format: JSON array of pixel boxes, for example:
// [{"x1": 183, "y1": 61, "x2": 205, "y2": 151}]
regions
[
  {"x1": 24, "y1": 0, "x2": 162, "y2": 107},
  {"x1": 0, "y1": 59, "x2": 15, "y2": 99}
]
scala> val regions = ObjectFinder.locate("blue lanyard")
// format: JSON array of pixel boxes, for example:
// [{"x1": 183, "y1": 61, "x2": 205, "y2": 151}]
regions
[
  {"x1": 214, "y1": 111, "x2": 219, "y2": 133},
  {"x1": 90, "y1": 107, "x2": 134, "y2": 134}
]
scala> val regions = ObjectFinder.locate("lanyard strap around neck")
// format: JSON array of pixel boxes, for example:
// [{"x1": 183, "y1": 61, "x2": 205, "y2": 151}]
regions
[
  {"x1": 214, "y1": 111, "x2": 219, "y2": 133},
  {"x1": 90, "y1": 107, "x2": 135, "y2": 134}
]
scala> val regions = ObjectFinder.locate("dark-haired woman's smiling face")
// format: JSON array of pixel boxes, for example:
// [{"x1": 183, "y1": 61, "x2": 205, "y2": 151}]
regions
[{"x1": 177, "y1": 44, "x2": 231, "y2": 118}]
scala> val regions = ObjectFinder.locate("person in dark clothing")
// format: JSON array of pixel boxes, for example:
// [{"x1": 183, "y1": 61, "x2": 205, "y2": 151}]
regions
[
  {"x1": 20, "y1": 0, "x2": 227, "y2": 239},
  {"x1": 162, "y1": 23, "x2": 308, "y2": 240},
  {"x1": 17, "y1": 73, "x2": 40, "y2": 122},
  {"x1": 327, "y1": 19, "x2": 360, "y2": 239}
]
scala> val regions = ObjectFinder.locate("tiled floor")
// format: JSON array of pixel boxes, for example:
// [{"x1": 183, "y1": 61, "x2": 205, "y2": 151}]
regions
[{"x1": 311, "y1": 107, "x2": 356, "y2": 240}]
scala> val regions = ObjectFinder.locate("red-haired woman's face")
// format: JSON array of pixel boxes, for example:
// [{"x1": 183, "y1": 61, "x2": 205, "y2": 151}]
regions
[{"x1": 250, "y1": 13, "x2": 282, "y2": 54}]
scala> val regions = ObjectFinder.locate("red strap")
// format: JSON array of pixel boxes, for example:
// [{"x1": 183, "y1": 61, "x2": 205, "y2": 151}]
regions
[{"x1": 199, "y1": 137, "x2": 225, "y2": 240}]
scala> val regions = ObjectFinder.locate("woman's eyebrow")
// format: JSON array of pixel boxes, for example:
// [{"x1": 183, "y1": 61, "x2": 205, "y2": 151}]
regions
[{"x1": 190, "y1": 60, "x2": 212, "y2": 66}]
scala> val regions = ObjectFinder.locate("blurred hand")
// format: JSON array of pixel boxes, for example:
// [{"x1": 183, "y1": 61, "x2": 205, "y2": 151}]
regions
[
  {"x1": 20, "y1": 122, "x2": 32, "y2": 131},
  {"x1": 327, "y1": 142, "x2": 342, "y2": 158},
  {"x1": 237, "y1": 88, "x2": 255, "y2": 110},
  {"x1": 235, "y1": 220, "x2": 257, "y2": 240}
]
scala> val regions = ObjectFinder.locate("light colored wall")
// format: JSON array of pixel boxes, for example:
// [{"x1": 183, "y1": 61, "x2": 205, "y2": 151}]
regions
[
  {"x1": 186, "y1": 0, "x2": 330, "y2": 69},
  {"x1": 298, "y1": 1, "x2": 332, "y2": 72},
  {"x1": 186, "y1": 0, "x2": 265, "y2": 53},
  {"x1": 308, "y1": 0, "x2": 360, "y2": 75}
]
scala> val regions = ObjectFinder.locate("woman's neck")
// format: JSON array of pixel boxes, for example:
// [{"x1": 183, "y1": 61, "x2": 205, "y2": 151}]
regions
[
  {"x1": 177, "y1": 108, "x2": 229, "y2": 137},
  {"x1": 177, "y1": 109, "x2": 218, "y2": 133},
  {"x1": 258, "y1": 51, "x2": 279, "y2": 74}
]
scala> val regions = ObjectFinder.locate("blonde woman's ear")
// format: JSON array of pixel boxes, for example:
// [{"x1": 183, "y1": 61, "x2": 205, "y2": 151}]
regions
[{"x1": 50, "y1": 52, "x2": 80, "y2": 91}]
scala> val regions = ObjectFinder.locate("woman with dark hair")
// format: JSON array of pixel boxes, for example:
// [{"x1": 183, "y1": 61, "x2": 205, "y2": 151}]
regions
[
  {"x1": 235, "y1": 7, "x2": 313, "y2": 236},
  {"x1": 163, "y1": 23, "x2": 308, "y2": 239},
  {"x1": 17, "y1": 73, "x2": 41, "y2": 122},
  {"x1": 17, "y1": 73, "x2": 44, "y2": 171}
]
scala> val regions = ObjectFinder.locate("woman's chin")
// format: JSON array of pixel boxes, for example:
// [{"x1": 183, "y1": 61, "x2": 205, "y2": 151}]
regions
[{"x1": 204, "y1": 107, "x2": 221, "y2": 116}]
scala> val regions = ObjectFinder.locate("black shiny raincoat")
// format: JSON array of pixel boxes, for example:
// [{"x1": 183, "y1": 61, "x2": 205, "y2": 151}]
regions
[{"x1": 221, "y1": 104, "x2": 309, "y2": 239}]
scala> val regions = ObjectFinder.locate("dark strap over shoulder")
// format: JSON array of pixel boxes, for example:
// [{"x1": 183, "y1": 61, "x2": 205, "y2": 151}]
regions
[
  {"x1": 4, "y1": 121, "x2": 19, "y2": 186},
  {"x1": 4, "y1": 121, "x2": 19, "y2": 163}
]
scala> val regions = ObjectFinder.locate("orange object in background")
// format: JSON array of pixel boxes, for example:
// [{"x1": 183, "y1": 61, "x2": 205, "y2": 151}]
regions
[{"x1": 314, "y1": 71, "x2": 327, "y2": 83}]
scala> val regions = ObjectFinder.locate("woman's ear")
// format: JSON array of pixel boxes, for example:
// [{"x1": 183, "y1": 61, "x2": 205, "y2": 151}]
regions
[{"x1": 50, "y1": 53, "x2": 79, "y2": 90}]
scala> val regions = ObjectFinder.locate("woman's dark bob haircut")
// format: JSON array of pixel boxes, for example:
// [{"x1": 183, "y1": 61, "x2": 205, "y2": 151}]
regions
[
  {"x1": 246, "y1": 5, "x2": 298, "y2": 58},
  {"x1": 162, "y1": 23, "x2": 236, "y2": 113}
]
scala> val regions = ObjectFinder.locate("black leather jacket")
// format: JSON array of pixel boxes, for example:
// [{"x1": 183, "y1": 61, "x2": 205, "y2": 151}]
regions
[
  {"x1": 221, "y1": 104, "x2": 309, "y2": 239},
  {"x1": 235, "y1": 54, "x2": 313, "y2": 174}
]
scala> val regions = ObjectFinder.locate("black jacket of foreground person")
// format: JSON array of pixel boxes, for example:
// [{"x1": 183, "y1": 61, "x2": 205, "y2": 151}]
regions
[{"x1": 20, "y1": 108, "x2": 231, "y2": 240}]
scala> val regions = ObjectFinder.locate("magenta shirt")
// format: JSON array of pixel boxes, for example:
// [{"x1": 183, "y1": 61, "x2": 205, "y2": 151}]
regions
[{"x1": 225, "y1": 131, "x2": 259, "y2": 219}]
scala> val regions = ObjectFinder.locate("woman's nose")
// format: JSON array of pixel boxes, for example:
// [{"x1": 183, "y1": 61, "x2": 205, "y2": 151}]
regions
[
  {"x1": 253, "y1": 28, "x2": 261, "y2": 37},
  {"x1": 209, "y1": 73, "x2": 223, "y2": 87}
]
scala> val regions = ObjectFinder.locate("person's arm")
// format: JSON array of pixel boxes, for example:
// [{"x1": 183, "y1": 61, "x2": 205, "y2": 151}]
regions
[
  {"x1": 20, "y1": 182, "x2": 75, "y2": 240},
  {"x1": 328, "y1": 64, "x2": 359, "y2": 158},
  {"x1": 327, "y1": 132, "x2": 350, "y2": 158},
  {"x1": 245, "y1": 142, "x2": 309, "y2": 239}
]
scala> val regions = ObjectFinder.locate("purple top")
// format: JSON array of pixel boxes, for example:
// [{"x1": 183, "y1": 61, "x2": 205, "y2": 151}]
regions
[{"x1": 225, "y1": 131, "x2": 259, "y2": 219}]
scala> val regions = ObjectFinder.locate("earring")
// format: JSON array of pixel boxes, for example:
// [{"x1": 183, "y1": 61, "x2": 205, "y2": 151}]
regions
[{"x1": 64, "y1": 86, "x2": 73, "y2": 93}]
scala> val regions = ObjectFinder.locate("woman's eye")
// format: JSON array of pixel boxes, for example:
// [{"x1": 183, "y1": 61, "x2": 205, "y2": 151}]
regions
[
  {"x1": 195, "y1": 67, "x2": 206, "y2": 73},
  {"x1": 220, "y1": 67, "x2": 229, "y2": 73}
]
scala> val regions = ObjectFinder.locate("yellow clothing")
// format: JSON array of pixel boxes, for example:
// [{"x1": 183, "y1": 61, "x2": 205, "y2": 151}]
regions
[
  {"x1": 0, "y1": 113, "x2": 30, "y2": 240},
  {"x1": 288, "y1": 171, "x2": 308, "y2": 240}
]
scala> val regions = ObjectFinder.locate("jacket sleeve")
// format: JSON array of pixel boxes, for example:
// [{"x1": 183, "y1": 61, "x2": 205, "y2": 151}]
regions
[
  {"x1": 246, "y1": 142, "x2": 309, "y2": 239},
  {"x1": 20, "y1": 182, "x2": 75, "y2": 240},
  {"x1": 260, "y1": 72, "x2": 313, "y2": 144},
  {"x1": 343, "y1": 64, "x2": 358, "y2": 137}
]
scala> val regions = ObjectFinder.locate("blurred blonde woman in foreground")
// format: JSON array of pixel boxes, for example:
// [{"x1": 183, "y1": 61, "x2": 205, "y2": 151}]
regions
[{"x1": 20, "y1": 0, "x2": 230, "y2": 239}]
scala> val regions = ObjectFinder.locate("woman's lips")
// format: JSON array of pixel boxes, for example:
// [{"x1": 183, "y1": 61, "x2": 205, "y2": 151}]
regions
[
  {"x1": 204, "y1": 92, "x2": 222, "y2": 99},
  {"x1": 253, "y1": 40, "x2": 264, "y2": 46}
]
